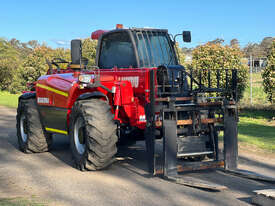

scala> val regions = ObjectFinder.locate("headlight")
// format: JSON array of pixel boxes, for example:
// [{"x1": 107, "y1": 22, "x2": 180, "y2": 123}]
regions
[{"x1": 78, "y1": 74, "x2": 91, "y2": 83}]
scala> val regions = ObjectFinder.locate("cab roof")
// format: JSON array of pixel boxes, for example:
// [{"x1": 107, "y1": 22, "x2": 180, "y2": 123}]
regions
[{"x1": 91, "y1": 27, "x2": 168, "y2": 40}]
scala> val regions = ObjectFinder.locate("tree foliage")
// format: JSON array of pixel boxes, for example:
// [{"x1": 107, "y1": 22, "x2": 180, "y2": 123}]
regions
[
  {"x1": 0, "y1": 38, "x2": 20, "y2": 90},
  {"x1": 260, "y1": 37, "x2": 274, "y2": 56},
  {"x1": 191, "y1": 41, "x2": 248, "y2": 100},
  {"x1": 9, "y1": 46, "x2": 55, "y2": 93},
  {"x1": 262, "y1": 40, "x2": 275, "y2": 103},
  {"x1": 52, "y1": 47, "x2": 71, "y2": 69},
  {"x1": 82, "y1": 38, "x2": 97, "y2": 67},
  {"x1": 10, "y1": 46, "x2": 72, "y2": 93},
  {"x1": 230, "y1": 39, "x2": 240, "y2": 48},
  {"x1": 6, "y1": 38, "x2": 97, "y2": 93},
  {"x1": 209, "y1": 38, "x2": 225, "y2": 45},
  {"x1": 175, "y1": 42, "x2": 185, "y2": 65},
  {"x1": 243, "y1": 37, "x2": 275, "y2": 58}
]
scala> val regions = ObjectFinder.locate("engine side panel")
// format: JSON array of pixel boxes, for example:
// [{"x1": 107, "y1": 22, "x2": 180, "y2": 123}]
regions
[{"x1": 36, "y1": 73, "x2": 76, "y2": 134}]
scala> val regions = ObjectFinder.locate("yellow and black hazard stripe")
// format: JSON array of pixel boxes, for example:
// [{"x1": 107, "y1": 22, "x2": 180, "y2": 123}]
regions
[
  {"x1": 45, "y1": 127, "x2": 68, "y2": 135},
  {"x1": 36, "y1": 83, "x2": 68, "y2": 97},
  {"x1": 37, "y1": 105, "x2": 69, "y2": 136}
]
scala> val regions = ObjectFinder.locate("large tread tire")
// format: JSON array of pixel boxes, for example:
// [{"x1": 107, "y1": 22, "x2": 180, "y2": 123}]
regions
[
  {"x1": 16, "y1": 98, "x2": 52, "y2": 153},
  {"x1": 69, "y1": 99, "x2": 118, "y2": 171}
]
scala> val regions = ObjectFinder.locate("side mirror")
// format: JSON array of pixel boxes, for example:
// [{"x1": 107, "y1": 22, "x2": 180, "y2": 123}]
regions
[
  {"x1": 71, "y1": 39, "x2": 82, "y2": 65},
  {"x1": 182, "y1": 31, "x2": 191, "y2": 43}
]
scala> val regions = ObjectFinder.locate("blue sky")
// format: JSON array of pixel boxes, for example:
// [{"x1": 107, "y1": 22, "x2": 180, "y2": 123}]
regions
[{"x1": 0, "y1": 0, "x2": 274, "y2": 48}]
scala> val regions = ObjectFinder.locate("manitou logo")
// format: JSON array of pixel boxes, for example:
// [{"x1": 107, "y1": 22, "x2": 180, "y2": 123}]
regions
[{"x1": 120, "y1": 76, "x2": 139, "y2": 88}]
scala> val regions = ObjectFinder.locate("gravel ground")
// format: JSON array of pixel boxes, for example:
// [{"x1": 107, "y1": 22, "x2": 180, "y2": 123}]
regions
[{"x1": 0, "y1": 105, "x2": 275, "y2": 206}]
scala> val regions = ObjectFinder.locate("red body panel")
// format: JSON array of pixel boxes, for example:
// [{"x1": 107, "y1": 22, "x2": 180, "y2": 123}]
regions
[{"x1": 35, "y1": 67, "x2": 157, "y2": 130}]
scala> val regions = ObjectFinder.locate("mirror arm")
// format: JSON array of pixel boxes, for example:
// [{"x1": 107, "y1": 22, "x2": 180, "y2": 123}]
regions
[{"x1": 173, "y1": 33, "x2": 182, "y2": 43}]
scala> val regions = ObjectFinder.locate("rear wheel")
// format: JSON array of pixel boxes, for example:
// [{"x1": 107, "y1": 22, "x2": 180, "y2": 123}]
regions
[
  {"x1": 69, "y1": 99, "x2": 118, "y2": 171},
  {"x1": 16, "y1": 98, "x2": 52, "y2": 153}
]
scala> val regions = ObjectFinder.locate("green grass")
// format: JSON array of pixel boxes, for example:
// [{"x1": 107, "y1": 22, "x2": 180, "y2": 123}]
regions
[
  {"x1": 0, "y1": 197, "x2": 47, "y2": 206},
  {"x1": 237, "y1": 72, "x2": 275, "y2": 152},
  {"x1": 238, "y1": 108, "x2": 275, "y2": 152},
  {"x1": 0, "y1": 91, "x2": 19, "y2": 108}
]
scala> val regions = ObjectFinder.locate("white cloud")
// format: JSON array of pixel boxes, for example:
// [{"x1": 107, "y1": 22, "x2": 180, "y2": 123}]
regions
[{"x1": 51, "y1": 39, "x2": 70, "y2": 47}]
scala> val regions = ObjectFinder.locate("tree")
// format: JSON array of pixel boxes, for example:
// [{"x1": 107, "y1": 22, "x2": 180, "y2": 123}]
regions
[
  {"x1": 243, "y1": 37, "x2": 275, "y2": 58},
  {"x1": 27, "y1": 40, "x2": 40, "y2": 49},
  {"x1": 260, "y1": 37, "x2": 274, "y2": 56},
  {"x1": 209, "y1": 38, "x2": 224, "y2": 45},
  {"x1": 8, "y1": 38, "x2": 98, "y2": 93},
  {"x1": 243, "y1": 43, "x2": 262, "y2": 58},
  {"x1": 0, "y1": 38, "x2": 19, "y2": 90},
  {"x1": 82, "y1": 38, "x2": 97, "y2": 67},
  {"x1": 175, "y1": 42, "x2": 185, "y2": 65},
  {"x1": 53, "y1": 48, "x2": 71, "y2": 69},
  {"x1": 9, "y1": 38, "x2": 34, "y2": 58},
  {"x1": 262, "y1": 40, "x2": 275, "y2": 103},
  {"x1": 0, "y1": 38, "x2": 18, "y2": 58},
  {"x1": 191, "y1": 42, "x2": 248, "y2": 100},
  {"x1": 230, "y1": 39, "x2": 239, "y2": 48},
  {"x1": 9, "y1": 46, "x2": 55, "y2": 92},
  {"x1": 0, "y1": 58, "x2": 18, "y2": 90},
  {"x1": 181, "y1": 47, "x2": 193, "y2": 55}
]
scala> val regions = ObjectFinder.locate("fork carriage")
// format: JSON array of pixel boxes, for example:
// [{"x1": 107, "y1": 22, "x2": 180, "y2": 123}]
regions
[{"x1": 145, "y1": 67, "x2": 238, "y2": 177}]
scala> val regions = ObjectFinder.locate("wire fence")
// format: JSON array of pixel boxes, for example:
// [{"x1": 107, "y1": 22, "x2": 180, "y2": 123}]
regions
[
  {"x1": 246, "y1": 63, "x2": 269, "y2": 106},
  {"x1": 250, "y1": 66, "x2": 265, "y2": 73}
]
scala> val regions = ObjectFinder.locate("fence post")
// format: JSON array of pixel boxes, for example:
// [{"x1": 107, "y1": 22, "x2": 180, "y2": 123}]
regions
[{"x1": 250, "y1": 55, "x2": 253, "y2": 105}]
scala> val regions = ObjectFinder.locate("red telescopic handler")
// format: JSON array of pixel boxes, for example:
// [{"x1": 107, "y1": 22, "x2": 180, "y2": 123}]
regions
[{"x1": 16, "y1": 24, "x2": 275, "y2": 191}]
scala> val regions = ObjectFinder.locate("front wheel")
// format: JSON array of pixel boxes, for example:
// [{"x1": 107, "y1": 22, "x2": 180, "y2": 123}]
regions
[{"x1": 69, "y1": 99, "x2": 118, "y2": 171}]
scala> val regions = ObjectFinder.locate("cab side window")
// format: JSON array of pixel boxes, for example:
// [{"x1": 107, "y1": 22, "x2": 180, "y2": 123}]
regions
[{"x1": 99, "y1": 32, "x2": 137, "y2": 69}]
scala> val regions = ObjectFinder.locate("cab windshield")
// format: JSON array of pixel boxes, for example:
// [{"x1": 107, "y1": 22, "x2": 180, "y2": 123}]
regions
[{"x1": 132, "y1": 30, "x2": 177, "y2": 67}]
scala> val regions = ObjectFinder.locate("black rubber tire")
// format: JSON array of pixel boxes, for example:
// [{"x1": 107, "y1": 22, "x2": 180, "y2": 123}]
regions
[
  {"x1": 69, "y1": 99, "x2": 118, "y2": 171},
  {"x1": 16, "y1": 98, "x2": 52, "y2": 153}
]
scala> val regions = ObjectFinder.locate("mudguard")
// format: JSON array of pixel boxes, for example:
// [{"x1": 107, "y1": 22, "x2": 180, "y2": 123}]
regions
[
  {"x1": 19, "y1": 92, "x2": 36, "y2": 100},
  {"x1": 77, "y1": 91, "x2": 108, "y2": 101}
]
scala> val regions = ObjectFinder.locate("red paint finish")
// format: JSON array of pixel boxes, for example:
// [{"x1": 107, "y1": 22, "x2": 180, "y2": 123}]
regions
[
  {"x1": 34, "y1": 66, "x2": 158, "y2": 130},
  {"x1": 91, "y1": 30, "x2": 108, "y2": 40}
]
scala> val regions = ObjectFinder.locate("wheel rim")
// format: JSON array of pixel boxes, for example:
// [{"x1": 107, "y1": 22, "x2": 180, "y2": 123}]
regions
[
  {"x1": 20, "y1": 114, "x2": 28, "y2": 143},
  {"x1": 74, "y1": 116, "x2": 86, "y2": 155}
]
